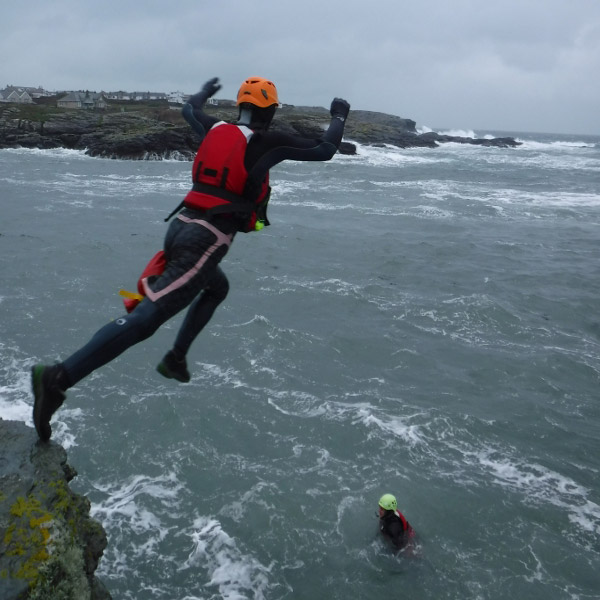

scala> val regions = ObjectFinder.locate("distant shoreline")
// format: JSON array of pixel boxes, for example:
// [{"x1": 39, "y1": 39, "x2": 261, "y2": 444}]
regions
[{"x1": 0, "y1": 101, "x2": 521, "y2": 159}]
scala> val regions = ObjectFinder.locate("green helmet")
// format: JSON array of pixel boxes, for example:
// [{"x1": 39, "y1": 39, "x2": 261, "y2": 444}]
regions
[{"x1": 378, "y1": 493, "x2": 397, "y2": 511}]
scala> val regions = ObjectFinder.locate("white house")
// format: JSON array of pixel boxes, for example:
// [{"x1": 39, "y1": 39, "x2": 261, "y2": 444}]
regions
[
  {"x1": 131, "y1": 91, "x2": 169, "y2": 101},
  {"x1": 168, "y1": 91, "x2": 188, "y2": 104},
  {"x1": 105, "y1": 91, "x2": 131, "y2": 101}
]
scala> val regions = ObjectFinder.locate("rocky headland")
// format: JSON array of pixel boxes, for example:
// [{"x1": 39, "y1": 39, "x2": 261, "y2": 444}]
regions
[
  {"x1": 0, "y1": 419, "x2": 111, "y2": 600},
  {"x1": 0, "y1": 102, "x2": 520, "y2": 160}
]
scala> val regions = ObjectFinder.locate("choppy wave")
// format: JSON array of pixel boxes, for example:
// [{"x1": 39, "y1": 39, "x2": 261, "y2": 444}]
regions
[
  {"x1": 438, "y1": 128, "x2": 477, "y2": 138},
  {"x1": 342, "y1": 141, "x2": 445, "y2": 166},
  {"x1": 1, "y1": 146, "x2": 90, "y2": 159},
  {"x1": 178, "y1": 516, "x2": 271, "y2": 599},
  {"x1": 516, "y1": 139, "x2": 598, "y2": 150},
  {"x1": 0, "y1": 146, "x2": 192, "y2": 162},
  {"x1": 328, "y1": 140, "x2": 600, "y2": 186},
  {"x1": 269, "y1": 386, "x2": 600, "y2": 538},
  {"x1": 417, "y1": 126, "x2": 481, "y2": 139}
]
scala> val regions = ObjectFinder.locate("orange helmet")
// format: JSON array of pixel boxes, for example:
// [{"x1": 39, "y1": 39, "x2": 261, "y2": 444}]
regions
[{"x1": 236, "y1": 77, "x2": 279, "y2": 108}]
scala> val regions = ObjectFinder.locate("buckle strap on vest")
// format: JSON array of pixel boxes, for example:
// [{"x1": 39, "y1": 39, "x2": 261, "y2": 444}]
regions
[{"x1": 188, "y1": 183, "x2": 254, "y2": 215}]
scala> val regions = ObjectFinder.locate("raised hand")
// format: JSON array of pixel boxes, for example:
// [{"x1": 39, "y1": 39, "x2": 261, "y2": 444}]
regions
[
  {"x1": 330, "y1": 98, "x2": 350, "y2": 121},
  {"x1": 202, "y1": 77, "x2": 222, "y2": 98}
]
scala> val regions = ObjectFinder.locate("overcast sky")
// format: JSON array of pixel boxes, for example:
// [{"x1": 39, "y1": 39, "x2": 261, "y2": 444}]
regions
[{"x1": 2, "y1": 0, "x2": 599, "y2": 135}]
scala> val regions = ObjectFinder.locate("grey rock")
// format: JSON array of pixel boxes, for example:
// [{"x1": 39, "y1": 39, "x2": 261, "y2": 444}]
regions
[
  {"x1": 0, "y1": 103, "x2": 520, "y2": 159},
  {"x1": 0, "y1": 418, "x2": 111, "y2": 600}
]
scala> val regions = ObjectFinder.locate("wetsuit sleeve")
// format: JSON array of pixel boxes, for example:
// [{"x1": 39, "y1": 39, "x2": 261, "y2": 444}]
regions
[
  {"x1": 244, "y1": 110, "x2": 349, "y2": 187},
  {"x1": 321, "y1": 116, "x2": 346, "y2": 153},
  {"x1": 273, "y1": 108, "x2": 348, "y2": 161},
  {"x1": 182, "y1": 88, "x2": 220, "y2": 139}
]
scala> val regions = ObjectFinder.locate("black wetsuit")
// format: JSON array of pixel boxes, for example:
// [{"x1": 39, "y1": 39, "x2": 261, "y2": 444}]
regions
[
  {"x1": 60, "y1": 88, "x2": 347, "y2": 387},
  {"x1": 380, "y1": 510, "x2": 414, "y2": 550}
]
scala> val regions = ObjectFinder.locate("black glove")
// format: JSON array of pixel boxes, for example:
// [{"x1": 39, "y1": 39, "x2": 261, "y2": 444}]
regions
[
  {"x1": 330, "y1": 98, "x2": 350, "y2": 121},
  {"x1": 202, "y1": 77, "x2": 222, "y2": 98}
]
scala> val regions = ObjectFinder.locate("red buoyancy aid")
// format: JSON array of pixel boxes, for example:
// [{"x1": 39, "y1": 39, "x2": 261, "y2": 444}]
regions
[
  {"x1": 394, "y1": 510, "x2": 415, "y2": 538},
  {"x1": 183, "y1": 121, "x2": 271, "y2": 232}
]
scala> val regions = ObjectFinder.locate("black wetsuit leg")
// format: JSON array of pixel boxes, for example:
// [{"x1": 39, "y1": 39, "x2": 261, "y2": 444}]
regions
[
  {"x1": 61, "y1": 216, "x2": 233, "y2": 387},
  {"x1": 62, "y1": 299, "x2": 167, "y2": 386},
  {"x1": 173, "y1": 266, "x2": 229, "y2": 357}
]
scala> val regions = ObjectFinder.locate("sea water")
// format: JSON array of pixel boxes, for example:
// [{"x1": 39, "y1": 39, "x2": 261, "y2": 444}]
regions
[{"x1": 1, "y1": 130, "x2": 599, "y2": 599}]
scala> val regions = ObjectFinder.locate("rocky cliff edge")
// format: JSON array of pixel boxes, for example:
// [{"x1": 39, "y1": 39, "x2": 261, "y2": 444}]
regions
[{"x1": 0, "y1": 419, "x2": 110, "y2": 600}]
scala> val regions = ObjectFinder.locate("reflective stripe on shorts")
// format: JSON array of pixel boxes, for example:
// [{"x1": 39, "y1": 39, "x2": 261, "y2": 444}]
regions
[{"x1": 141, "y1": 217, "x2": 233, "y2": 302}]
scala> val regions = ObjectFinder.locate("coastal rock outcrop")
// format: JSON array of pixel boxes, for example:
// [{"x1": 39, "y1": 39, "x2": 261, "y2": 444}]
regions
[
  {"x1": 0, "y1": 103, "x2": 520, "y2": 160},
  {"x1": 0, "y1": 418, "x2": 111, "y2": 600}
]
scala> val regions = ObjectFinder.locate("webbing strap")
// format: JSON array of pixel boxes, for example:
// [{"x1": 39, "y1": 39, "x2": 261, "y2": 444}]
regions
[{"x1": 190, "y1": 183, "x2": 252, "y2": 210}]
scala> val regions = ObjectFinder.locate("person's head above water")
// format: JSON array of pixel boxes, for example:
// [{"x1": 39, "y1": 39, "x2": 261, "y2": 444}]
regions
[
  {"x1": 378, "y1": 493, "x2": 397, "y2": 515},
  {"x1": 236, "y1": 76, "x2": 279, "y2": 131}
]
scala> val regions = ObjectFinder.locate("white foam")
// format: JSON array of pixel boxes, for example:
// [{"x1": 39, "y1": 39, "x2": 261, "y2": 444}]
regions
[
  {"x1": 0, "y1": 393, "x2": 31, "y2": 424},
  {"x1": 0, "y1": 146, "x2": 90, "y2": 159},
  {"x1": 333, "y1": 133, "x2": 600, "y2": 180},
  {"x1": 256, "y1": 274, "x2": 365, "y2": 300},
  {"x1": 342, "y1": 141, "x2": 444, "y2": 167},
  {"x1": 178, "y1": 516, "x2": 271, "y2": 599},
  {"x1": 47, "y1": 407, "x2": 83, "y2": 450},
  {"x1": 0, "y1": 347, "x2": 34, "y2": 425},
  {"x1": 92, "y1": 471, "x2": 183, "y2": 513},
  {"x1": 509, "y1": 148, "x2": 600, "y2": 173},
  {"x1": 0, "y1": 146, "x2": 191, "y2": 163},
  {"x1": 268, "y1": 392, "x2": 427, "y2": 449},
  {"x1": 283, "y1": 198, "x2": 356, "y2": 211},
  {"x1": 194, "y1": 362, "x2": 247, "y2": 389},
  {"x1": 418, "y1": 178, "x2": 600, "y2": 210},
  {"x1": 516, "y1": 139, "x2": 597, "y2": 150},
  {"x1": 414, "y1": 204, "x2": 455, "y2": 219},
  {"x1": 494, "y1": 188, "x2": 600, "y2": 208},
  {"x1": 438, "y1": 129, "x2": 477, "y2": 138},
  {"x1": 267, "y1": 391, "x2": 327, "y2": 419},
  {"x1": 471, "y1": 448, "x2": 600, "y2": 535},
  {"x1": 356, "y1": 406, "x2": 425, "y2": 447},
  {"x1": 91, "y1": 472, "x2": 185, "y2": 580}
]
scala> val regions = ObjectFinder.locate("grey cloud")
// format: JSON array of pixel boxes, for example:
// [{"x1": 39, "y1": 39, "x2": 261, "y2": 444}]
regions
[{"x1": 2, "y1": 0, "x2": 599, "y2": 134}]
